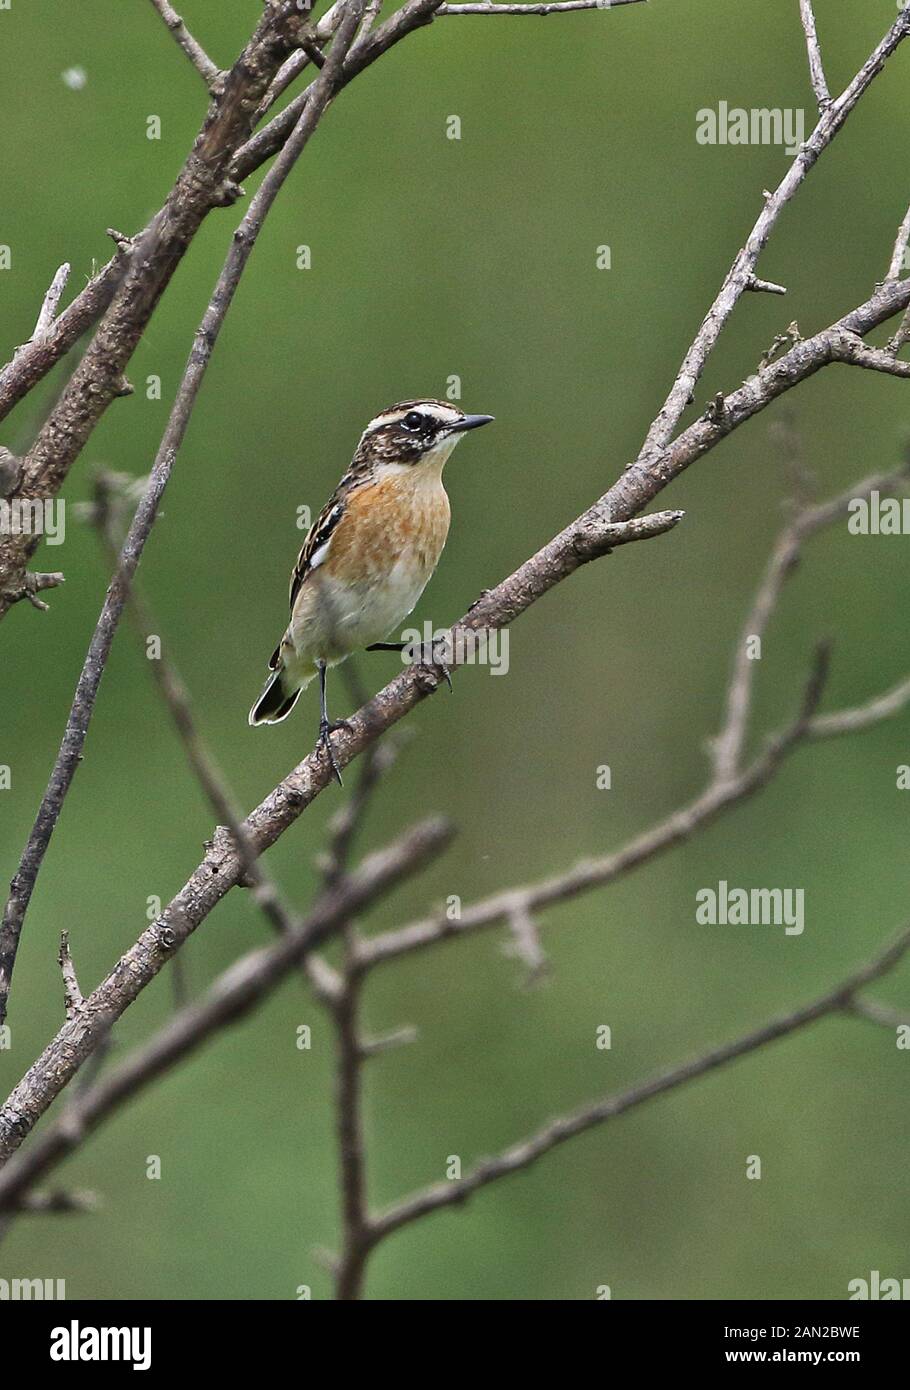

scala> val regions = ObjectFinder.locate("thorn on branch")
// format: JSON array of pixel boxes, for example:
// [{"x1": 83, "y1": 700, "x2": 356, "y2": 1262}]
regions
[{"x1": 746, "y1": 274, "x2": 787, "y2": 296}]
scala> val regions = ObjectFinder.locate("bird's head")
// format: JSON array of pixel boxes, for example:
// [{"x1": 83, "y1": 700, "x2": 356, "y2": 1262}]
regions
[{"x1": 355, "y1": 400, "x2": 494, "y2": 472}]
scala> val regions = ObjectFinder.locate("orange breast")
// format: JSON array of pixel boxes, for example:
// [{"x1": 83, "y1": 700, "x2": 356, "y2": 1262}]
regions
[{"x1": 331, "y1": 472, "x2": 451, "y2": 583}]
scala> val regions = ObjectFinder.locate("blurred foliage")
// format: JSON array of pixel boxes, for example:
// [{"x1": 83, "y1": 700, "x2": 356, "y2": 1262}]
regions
[{"x1": 1, "y1": 0, "x2": 909, "y2": 1300}]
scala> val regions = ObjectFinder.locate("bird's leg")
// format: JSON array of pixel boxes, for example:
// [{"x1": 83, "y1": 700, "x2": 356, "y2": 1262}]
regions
[
  {"x1": 367, "y1": 638, "x2": 452, "y2": 691},
  {"x1": 419, "y1": 634, "x2": 453, "y2": 693},
  {"x1": 316, "y1": 661, "x2": 352, "y2": 786}
]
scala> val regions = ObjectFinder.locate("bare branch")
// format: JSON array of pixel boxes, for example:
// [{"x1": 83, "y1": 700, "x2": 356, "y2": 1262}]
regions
[
  {"x1": 0, "y1": 818, "x2": 453, "y2": 1210},
  {"x1": 28, "y1": 263, "x2": 71, "y2": 343},
  {"x1": 358, "y1": 636, "x2": 910, "y2": 980},
  {"x1": 0, "y1": 570, "x2": 65, "y2": 613},
  {"x1": 831, "y1": 330, "x2": 910, "y2": 377},
  {"x1": 847, "y1": 997, "x2": 910, "y2": 1030},
  {"x1": 711, "y1": 467, "x2": 907, "y2": 783},
  {"x1": 332, "y1": 957, "x2": 370, "y2": 1300},
  {"x1": 0, "y1": 1, "x2": 335, "y2": 617},
  {"x1": 886, "y1": 202, "x2": 910, "y2": 282},
  {"x1": 4, "y1": 2, "x2": 910, "y2": 1167},
  {"x1": 370, "y1": 924, "x2": 910, "y2": 1241},
  {"x1": 808, "y1": 673, "x2": 910, "y2": 739},
  {"x1": 638, "y1": 5, "x2": 910, "y2": 460},
  {"x1": 356, "y1": 502, "x2": 908, "y2": 977},
  {"x1": 257, "y1": 2, "x2": 350, "y2": 116},
  {"x1": 0, "y1": 2, "x2": 369, "y2": 1029},
  {"x1": 360, "y1": 1025, "x2": 419, "y2": 1058},
  {"x1": 0, "y1": 251, "x2": 129, "y2": 427},
  {"x1": 6, "y1": 1188, "x2": 100, "y2": 1215},
  {"x1": 798, "y1": 0, "x2": 830, "y2": 111},
  {"x1": 317, "y1": 722, "x2": 408, "y2": 1299},
  {"x1": 2, "y1": 253, "x2": 907, "y2": 1161},
  {"x1": 147, "y1": 0, "x2": 222, "y2": 89},
  {"x1": 438, "y1": 0, "x2": 645, "y2": 12},
  {"x1": 356, "y1": 697, "x2": 820, "y2": 972},
  {"x1": 0, "y1": 1, "x2": 447, "y2": 430},
  {"x1": 87, "y1": 472, "x2": 300, "y2": 947}
]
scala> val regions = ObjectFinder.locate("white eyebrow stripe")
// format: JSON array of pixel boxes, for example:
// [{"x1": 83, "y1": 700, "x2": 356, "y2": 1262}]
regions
[{"x1": 364, "y1": 404, "x2": 464, "y2": 433}]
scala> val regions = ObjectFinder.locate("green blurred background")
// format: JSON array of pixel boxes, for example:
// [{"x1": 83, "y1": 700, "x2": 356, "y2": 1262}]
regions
[{"x1": 1, "y1": 0, "x2": 909, "y2": 1300}]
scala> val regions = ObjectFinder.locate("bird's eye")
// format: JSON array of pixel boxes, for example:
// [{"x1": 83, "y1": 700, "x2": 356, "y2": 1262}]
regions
[{"x1": 402, "y1": 411, "x2": 425, "y2": 432}]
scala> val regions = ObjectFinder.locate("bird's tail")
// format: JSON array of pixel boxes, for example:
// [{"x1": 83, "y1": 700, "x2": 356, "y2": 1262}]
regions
[{"x1": 248, "y1": 663, "x2": 302, "y2": 726}]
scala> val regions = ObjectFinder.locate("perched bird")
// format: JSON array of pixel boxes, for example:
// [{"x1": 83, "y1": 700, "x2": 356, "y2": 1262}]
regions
[{"x1": 249, "y1": 399, "x2": 494, "y2": 782}]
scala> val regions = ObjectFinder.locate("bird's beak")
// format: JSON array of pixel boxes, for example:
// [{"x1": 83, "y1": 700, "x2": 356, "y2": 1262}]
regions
[{"x1": 450, "y1": 414, "x2": 494, "y2": 433}]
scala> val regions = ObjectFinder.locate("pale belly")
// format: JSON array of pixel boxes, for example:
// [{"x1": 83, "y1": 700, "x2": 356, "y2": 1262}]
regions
[{"x1": 288, "y1": 554, "x2": 433, "y2": 673}]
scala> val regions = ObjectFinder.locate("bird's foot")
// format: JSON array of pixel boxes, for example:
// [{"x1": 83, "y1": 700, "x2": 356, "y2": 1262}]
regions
[
  {"x1": 417, "y1": 636, "x2": 453, "y2": 693},
  {"x1": 318, "y1": 717, "x2": 353, "y2": 787}
]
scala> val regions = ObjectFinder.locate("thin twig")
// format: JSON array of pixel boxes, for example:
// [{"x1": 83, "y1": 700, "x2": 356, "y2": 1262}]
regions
[
  {"x1": 0, "y1": 0, "x2": 343, "y2": 614},
  {"x1": 0, "y1": 818, "x2": 453, "y2": 1210},
  {"x1": 886, "y1": 202, "x2": 910, "y2": 283},
  {"x1": 0, "y1": 1, "x2": 368, "y2": 1028},
  {"x1": 4, "y1": 4, "x2": 910, "y2": 1166},
  {"x1": 320, "y1": 725, "x2": 405, "y2": 1299},
  {"x1": 332, "y1": 949, "x2": 371, "y2": 1300},
  {"x1": 28, "y1": 263, "x2": 71, "y2": 343},
  {"x1": 0, "y1": 252, "x2": 129, "y2": 426},
  {"x1": 0, "y1": 1, "x2": 446, "y2": 431},
  {"x1": 798, "y1": 0, "x2": 830, "y2": 111},
  {"x1": 257, "y1": 2, "x2": 348, "y2": 117},
  {"x1": 847, "y1": 997, "x2": 910, "y2": 1031},
  {"x1": 2, "y1": 256, "x2": 909, "y2": 1161},
  {"x1": 87, "y1": 473, "x2": 299, "y2": 946},
  {"x1": 637, "y1": 5, "x2": 910, "y2": 460},
  {"x1": 355, "y1": 475, "x2": 910, "y2": 977},
  {"x1": 57, "y1": 931, "x2": 83, "y2": 1021},
  {"x1": 370, "y1": 923, "x2": 910, "y2": 1241},
  {"x1": 711, "y1": 467, "x2": 908, "y2": 783},
  {"x1": 147, "y1": 0, "x2": 222, "y2": 88},
  {"x1": 438, "y1": 0, "x2": 644, "y2": 11},
  {"x1": 808, "y1": 673, "x2": 910, "y2": 738},
  {"x1": 6, "y1": 1188, "x2": 100, "y2": 1214}
]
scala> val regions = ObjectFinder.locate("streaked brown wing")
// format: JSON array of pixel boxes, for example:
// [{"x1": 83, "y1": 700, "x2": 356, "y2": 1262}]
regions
[{"x1": 288, "y1": 491, "x2": 346, "y2": 611}]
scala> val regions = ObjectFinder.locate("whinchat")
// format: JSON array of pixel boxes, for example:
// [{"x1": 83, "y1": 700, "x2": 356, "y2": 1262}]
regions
[{"x1": 249, "y1": 399, "x2": 494, "y2": 781}]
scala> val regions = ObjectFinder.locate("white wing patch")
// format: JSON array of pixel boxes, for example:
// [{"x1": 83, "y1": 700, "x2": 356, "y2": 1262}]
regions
[{"x1": 308, "y1": 536, "x2": 332, "y2": 569}]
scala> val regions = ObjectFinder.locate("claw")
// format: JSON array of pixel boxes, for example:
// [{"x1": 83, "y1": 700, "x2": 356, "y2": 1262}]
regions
[
  {"x1": 430, "y1": 638, "x2": 453, "y2": 693},
  {"x1": 318, "y1": 719, "x2": 346, "y2": 786}
]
